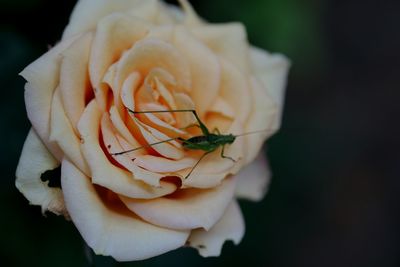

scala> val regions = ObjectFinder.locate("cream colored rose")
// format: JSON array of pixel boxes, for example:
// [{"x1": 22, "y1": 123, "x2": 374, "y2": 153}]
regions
[{"x1": 16, "y1": 0, "x2": 289, "y2": 261}]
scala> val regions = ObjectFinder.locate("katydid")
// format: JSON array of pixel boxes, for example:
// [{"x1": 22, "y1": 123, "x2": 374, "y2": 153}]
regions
[{"x1": 112, "y1": 108, "x2": 265, "y2": 179}]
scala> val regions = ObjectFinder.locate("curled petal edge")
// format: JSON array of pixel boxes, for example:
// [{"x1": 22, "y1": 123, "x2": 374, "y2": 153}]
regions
[{"x1": 15, "y1": 129, "x2": 67, "y2": 216}]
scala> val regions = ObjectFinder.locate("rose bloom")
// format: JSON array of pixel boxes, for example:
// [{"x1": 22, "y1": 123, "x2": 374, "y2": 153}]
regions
[{"x1": 16, "y1": 0, "x2": 289, "y2": 261}]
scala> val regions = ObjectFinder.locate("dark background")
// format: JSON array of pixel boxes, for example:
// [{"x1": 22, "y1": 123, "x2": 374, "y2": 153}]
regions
[{"x1": 1, "y1": 0, "x2": 399, "y2": 266}]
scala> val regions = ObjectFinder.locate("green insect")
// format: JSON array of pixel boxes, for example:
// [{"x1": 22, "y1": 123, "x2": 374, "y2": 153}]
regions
[{"x1": 112, "y1": 108, "x2": 263, "y2": 178}]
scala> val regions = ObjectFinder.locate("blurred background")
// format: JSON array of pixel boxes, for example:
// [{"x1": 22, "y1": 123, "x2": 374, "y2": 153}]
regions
[{"x1": 1, "y1": 0, "x2": 399, "y2": 266}]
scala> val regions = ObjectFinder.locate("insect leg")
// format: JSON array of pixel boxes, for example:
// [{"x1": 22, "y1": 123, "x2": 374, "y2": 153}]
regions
[
  {"x1": 111, "y1": 137, "x2": 178, "y2": 156},
  {"x1": 212, "y1": 128, "x2": 221, "y2": 134},
  {"x1": 220, "y1": 145, "x2": 237, "y2": 163},
  {"x1": 179, "y1": 123, "x2": 201, "y2": 130},
  {"x1": 185, "y1": 151, "x2": 211, "y2": 179}
]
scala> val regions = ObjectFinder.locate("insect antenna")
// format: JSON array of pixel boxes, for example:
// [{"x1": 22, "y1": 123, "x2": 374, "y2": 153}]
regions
[
  {"x1": 111, "y1": 137, "x2": 177, "y2": 156},
  {"x1": 234, "y1": 129, "x2": 271, "y2": 137}
]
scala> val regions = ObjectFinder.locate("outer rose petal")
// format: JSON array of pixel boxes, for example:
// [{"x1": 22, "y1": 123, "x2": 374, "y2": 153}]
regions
[
  {"x1": 89, "y1": 14, "x2": 149, "y2": 110},
  {"x1": 61, "y1": 159, "x2": 190, "y2": 261},
  {"x1": 243, "y1": 77, "x2": 277, "y2": 165},
  {"x1": 20, "y1": 34, "x2": 79, "y2": 160},
  {"x1": 191, "y1": 23, "x2": 250, "y2": 74},
  {"x1": 15, "y1": 129, "x2": 66, "y2": 216},
  {"x1": 235, "y1": 152, "x2": 271, "y2": 202},
  {"x1": 178, "y1": 0, "x2": 202, "y2": 25},
  {"x1": 60, "y1": 32, "x2": 93, "y2": 131},
  {"x1": 173, "y1": 26, "x2": 220, "y2": 116},
  {"x1": 50, "y1": 89, "x2": 90, "y2": 176},
  {"x1": 218, "y1": 57, "x2": 251, "y2": 123},
  {"x1": 250, "y1": 46, "x2": 290, "y2": 125},
  {"x1": 120, "y1": 177, "x2": 236, "y2": 230},
  {"x1": 187, "y1": 201, "x2": 244, "y2": 257},
  {"x1": 63, "y1": 0, "x2": 159, "y2": 39}
]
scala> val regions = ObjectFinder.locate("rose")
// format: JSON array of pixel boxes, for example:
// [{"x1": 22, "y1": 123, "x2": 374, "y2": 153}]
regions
[{"x1": 15, "y1": 0, "x2": 289, "y2": 261}]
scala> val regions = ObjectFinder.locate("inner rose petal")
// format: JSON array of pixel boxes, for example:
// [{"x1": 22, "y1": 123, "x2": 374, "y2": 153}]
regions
[
  {"x1": 138, "y1": 113, "x2": 186, "y2": 138},
  {"x1": 78, "y1": 100, "x2": 177, "y2": 199},
  {"x1": 138, "y1": 103, "x2": 175, "y2": 124},
  {"x1": 101, "y1": 113, "x2": 142, "y2": 171},
  {"x1": 173, "y1": 93, "x2": 197, "y2": 128},
  {"x1": 134, "y1": 118, "x2": 184, "y2": 160},
  {"x1": 153, "y1": 78, "x2": 177, "y2": 110},
  {"x1": 115, "y1": 38, "x2": 191, "y2": 93},
  {"x1": 109, "y1": 105, "x2": 141, "y2": 147},
  {"x1": 134, "y1": 155, "x2": 196, "y2": 173}
]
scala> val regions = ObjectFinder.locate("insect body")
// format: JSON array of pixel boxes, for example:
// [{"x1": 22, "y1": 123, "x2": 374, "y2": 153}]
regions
[
  {"x1": 180, "y1": 134, "x2": 235, "y2": 153},
  {"x1": 113, "y1": 109, "x2": 242, "y2": 178}
]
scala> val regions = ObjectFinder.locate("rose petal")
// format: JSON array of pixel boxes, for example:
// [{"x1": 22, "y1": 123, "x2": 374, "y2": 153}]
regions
[
  {"x1": 137, "y1": 75, "x2": 186, "y2": 136},
  {"x1": 109, "y1": 105, "x2": 141, "y2": 147},
  {"x1": 181, "y1": 173, "x2": 227, "y2": 189},
  {"x1": 103, "y1": 62, "x2": 123, "y2": 112},
  {"x1": 208, "y1": 97, "x2": 235, "y2": 119},
  {"x1": 78, "y1": 100, "x2": 177, "y2": 199},
  {"x1": 115, "y1": 38, "x2": 191, "y2": 93},
  {"x1": 134, "y1": 119, "x2": 184, "y2": 160},
  {"x1": 188, "y1": 200, "x2": 244, "y2": 257},
  {"x1": 178, "y1": 0, "x2": 202, "y2": 25},
  {"x1": 218, "y1": 57, "x2": 251, "y2": 123},
  {"x1": 61, "y1": 159, "x2": 190, "y2": 261},
  {"x1": 101, "y1": 113, "x2": 143, "y2": 170},
  {"x1": 119, "y1": 73, "x2": 185, "y2": 159},
  {"x1": 62, "y1": 0, "x2": 159, "y2": 39},
  {"x1": 235, "y1": 152, "x2": 271, "y2": 202},
  {"x1": 134, "y1": 155, "x2": 196, "y2": 173},
  {"x1": 123, "y1": 79, "x2": 182, "y2": 154},
  {"x1": 173, "y1": 26, "x2": 220, "y2": 116},
  {"x1": 60, "y1": 32, "x2": 93, "y2": 131},
  {"x1": 120, "y1": 177, "x2": 236, "y2": 230},
  {"x1": 132, "y1": 164, "x2": 166, "y2": 187},
  {"x1": 173, "y1": 93, "x2": 197, "y2": 128},
  {"x1": 156, "y1": 1, "x2": 183, "y2": 24},
  {"x1": 120, "y1": 72, "x2": 141, "y2": 111},
  {"x1": 249, "y1": 47, "x2": 291, "y2": 124},
  {"x1": 101, "y1": 113, "x2": 173, "y2": 189},
  {"x1": 138, "y1": 103, "x2": 176, "y2": 125},
  {"x1": 15, "y1": 129, "x2": 66, "y2": 216},
  {"x1": 49, "y1": 89, "x2": 90, "y2": 175},
  {"x1": 141, "y1": 112, "x2": 186, "y2": 138},
  {"x1": 89, "y1": 13, "x2": 149, "y2": 110},
  {"x1": 20, "y1": 35, "x2": 79, "y2": 160},
  {"x1": 243, "y1": 77, "x2": 277, "y2": 164},
  {"x1": 192, "y1": 23, "x2": 250, "y2": 74},
  {"x1": 154, "y1": 77, "x2": 177, "y2": 109}
]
